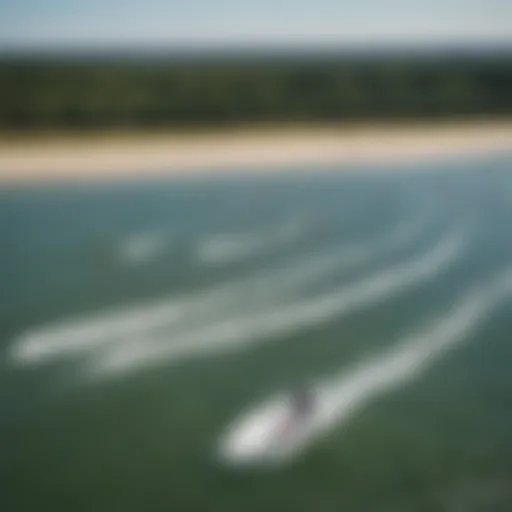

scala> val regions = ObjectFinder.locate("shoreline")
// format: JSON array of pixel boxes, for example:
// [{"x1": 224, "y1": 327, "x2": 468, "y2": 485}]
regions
[{"x1": 0, "y1": 120, "x2": 511, "y2": 186}]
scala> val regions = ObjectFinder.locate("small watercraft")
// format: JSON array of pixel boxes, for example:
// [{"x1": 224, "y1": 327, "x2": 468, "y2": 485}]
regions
[{"x1": 217, "y1": 387, "x2": 319, "y2": 466}]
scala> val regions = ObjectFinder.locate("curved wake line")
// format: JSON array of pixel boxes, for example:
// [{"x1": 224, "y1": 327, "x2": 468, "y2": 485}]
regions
[
  {"x1": 89, "y1": 225, "x2": 468, "y2": 378},
  {"x1": 220, "y1": 267, "x2": 512, "y2": 466},
  {"x1": 195, "y1": 216, "x2": 307, "y2": 266},
  {"x1": 11, "y1": 210, "x2": 431, "y2": 367},
  {"x1": 118, "y1": 230, "x2": 170, "y2": 265}
]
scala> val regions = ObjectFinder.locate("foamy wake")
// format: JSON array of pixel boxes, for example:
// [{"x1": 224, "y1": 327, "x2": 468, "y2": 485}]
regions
[
  {"x1": 10, "y1": 210, "x2": 430, "y2": 367},
  {"x1": 89, "y1": 225, "x2": 467, "y2": 378},
  {"x1": 195, "y1": 218, "x2": 303, "y2": 265},
  {"x1": 219, "y1": 267, "x2": 512, "y2": 466},
  {"x1": 118, "y1": 231, "x2": 169, "y2": 265}
]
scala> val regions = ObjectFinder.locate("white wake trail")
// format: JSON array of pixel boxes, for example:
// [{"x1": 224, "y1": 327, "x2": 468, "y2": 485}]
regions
[
  {"x1": 118, "y1": 230, "x2": 170, "y2": 266},
  {"x1": 218, "y1": 267, "x2": 512, "y2": 466},
  {"x1": 11, "y1": 212, "x2": 430, "y2": 366},
  {"x1": 91, "y1": 226, "x2": 467, "y2": 377},
  {"x1": 196, "y1": 216, "x2": 307, "y2": 266}
]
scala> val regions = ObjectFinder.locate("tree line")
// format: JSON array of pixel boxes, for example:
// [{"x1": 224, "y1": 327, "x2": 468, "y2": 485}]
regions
[{"x1": 0, "y1": 54, "x2": 510, "y2": 130}]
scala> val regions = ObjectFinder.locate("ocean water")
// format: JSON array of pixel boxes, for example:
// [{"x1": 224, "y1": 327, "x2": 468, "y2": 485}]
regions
[{"x1": 1, "y1": 155, "x2": 512, "y2": 511}]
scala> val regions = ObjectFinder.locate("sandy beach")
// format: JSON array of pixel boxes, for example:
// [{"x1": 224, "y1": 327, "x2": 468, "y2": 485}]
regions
[{"x1": 0, "y1": 121, "x2": 510, "y2": 185}]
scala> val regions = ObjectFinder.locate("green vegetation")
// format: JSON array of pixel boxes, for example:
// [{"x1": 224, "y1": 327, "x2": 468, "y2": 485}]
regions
[{"x1": 0, "y1": 54, "x2": 510, "y2": 130}]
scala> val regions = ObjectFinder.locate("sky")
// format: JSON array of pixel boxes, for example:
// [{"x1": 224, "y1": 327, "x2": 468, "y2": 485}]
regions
[{"x1": 0, "y1": 0, "x2": 510, "y2": 52}]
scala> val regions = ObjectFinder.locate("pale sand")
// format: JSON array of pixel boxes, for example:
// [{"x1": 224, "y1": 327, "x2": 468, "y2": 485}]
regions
[{"x1": 0, "y1": 121, "x2": 510, "y2": 185}]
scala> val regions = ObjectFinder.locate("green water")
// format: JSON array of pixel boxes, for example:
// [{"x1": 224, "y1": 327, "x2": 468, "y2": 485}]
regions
[{"x1": 1, "y1": 156, "x2": 512, "y2": 511}]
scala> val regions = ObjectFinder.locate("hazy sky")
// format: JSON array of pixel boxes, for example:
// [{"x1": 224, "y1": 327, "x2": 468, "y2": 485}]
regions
[{"x1": 1, "y1": 0, "x2": 510, "y2": 50}]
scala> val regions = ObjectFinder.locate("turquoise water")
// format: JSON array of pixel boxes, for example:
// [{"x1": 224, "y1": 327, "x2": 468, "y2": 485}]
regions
[{"x1": 1, "y1": 156, "x2": 512, "y2": 511}]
